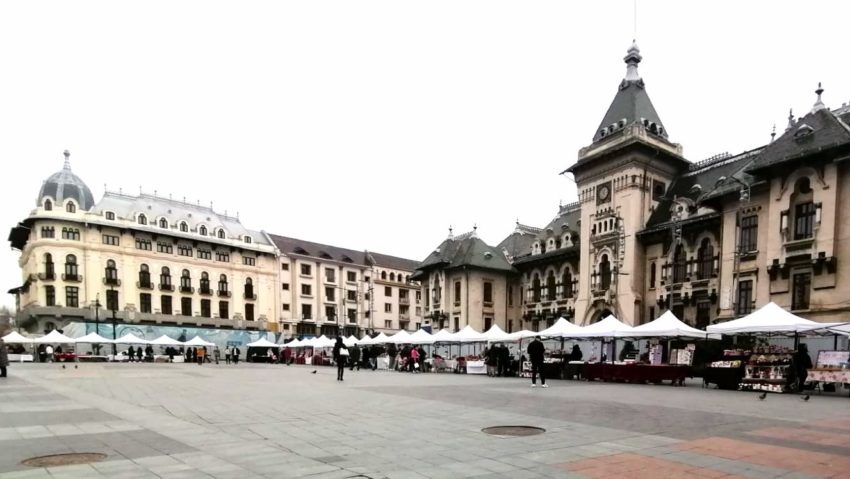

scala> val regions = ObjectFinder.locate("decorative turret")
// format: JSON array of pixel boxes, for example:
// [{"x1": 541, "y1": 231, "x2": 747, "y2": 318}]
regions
[{"x1": 37, "y1": 150, "x2": 95, "y2": 210}]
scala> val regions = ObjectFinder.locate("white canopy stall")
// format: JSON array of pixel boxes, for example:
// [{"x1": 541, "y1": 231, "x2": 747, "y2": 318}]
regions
[
  {"x1": 707, "y1": 302, "x2": 837, "y2": 335},
  {"x1": 148, "y1": 335, "x2": 184, "y2": 346},
  {"x1": 482, "y1": 325, "x2": 512, "y2": 343},
  {"x1": 246, "y1": 338, "x2": 278, "y2": 348},
  {"x1": 631, "y1": 311, "x2": 716, "y2": 339},
  {"x1": 183, "y1": 336, "x2": 215, "y2": 347},
  {"x1": 2, "y1": 331, "x2": 34, "y2": 344},
  {"x1": 408, "y1": 329, "x2": 436, "y2": 345},
  {"x1": 33, "y1": 330, "x2": 77, "y2": 344},
  {"x1": 538, "y1": 318, "x2": 585, "y2": 339},
  {"x1": 114, "y1": 333, "x2": 149, "y2": 345}
]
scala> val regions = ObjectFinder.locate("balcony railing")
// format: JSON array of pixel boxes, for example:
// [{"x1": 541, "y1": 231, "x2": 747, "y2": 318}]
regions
[
  {"x1": 217, "y1": 290, "x2": 231, "y2": 298},
  {"x1": 399, "y1": 297, "x2": 410, "y2": 305},
  {"x1": 159, "y1": 283, "x2": 174, "y2": 292},
  {"x1": 38, "y1": 272, "x2": 56, "y2": 281},
  {"x1": 104, "y1": 277, "x2": 121, "y2": 286},
  {"x1": 244, "y1": 292, "x2": 258, "y2": 300},
  {"x1": 199, "y1": 287, "x2": 213, "y2": 296},
  {"x1": 180, "y1": 286, "x2": 194, "y2": 294},
  {"x1": 137, "y1": 280, "x2": 154, "y2": 290},
  {"x1": 62, "y1": 273, "x2": 82, "y2": 282}
]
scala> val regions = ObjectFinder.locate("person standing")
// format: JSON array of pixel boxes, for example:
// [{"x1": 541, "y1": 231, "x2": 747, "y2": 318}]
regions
[
  {"x1": 387, "y1": 343, "x2": 398, "y2": 371},
  {"x1": 349, "y1": 344, "x2": 361, "y2": 371},
  {"x1": 45, "y1": 345, "x2": 54, "y2": 363},
  {"x1": 333, "y1": 337, "x2": 349, "y2": 381},
  {"x1": 793, "y1": 343, "x2": 813, "y2": 392},
  {"x1": 213, "y1": 347, "x2": 220, "y2": 365},
  {"x1": 197, "y1": 347, "x2": 205, "y2": 365},
  {"x1": 233, "y1": 347, "x2": 240, "y2": 365},
  {"x1": 167, "y1": 347, "x2": 175, "y2": 363},
  {"x1": 409, "y1": 345, "x2": 420, "y2": 373},
  {"x1": 527, "y1": 336, "x2": 547, "y2": 388},
  {"x1": 0, "y1": 339, "x2": 9, "y2": 378},
  {"x1": 224, "y1": 346, "x2": 231, "y2": 365}
]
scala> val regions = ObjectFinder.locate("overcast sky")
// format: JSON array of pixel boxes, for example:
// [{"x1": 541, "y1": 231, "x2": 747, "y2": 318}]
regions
[{"x1": 2, "y1": 1, "x2": 849, "y2": 310}]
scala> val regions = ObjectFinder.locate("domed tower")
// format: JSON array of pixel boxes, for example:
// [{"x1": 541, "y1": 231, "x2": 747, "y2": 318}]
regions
[{"x1": 37, "y1": 150, "x2": 94, "y2": 211}]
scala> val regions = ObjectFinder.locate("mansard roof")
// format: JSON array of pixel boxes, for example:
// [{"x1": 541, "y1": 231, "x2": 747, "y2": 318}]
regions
[
  {"x1": 269, "y1": 234, "x2": 419, "y2": 272},
  {"x1": 415, "y1": 231, "x2": 514, "y2": 275}
]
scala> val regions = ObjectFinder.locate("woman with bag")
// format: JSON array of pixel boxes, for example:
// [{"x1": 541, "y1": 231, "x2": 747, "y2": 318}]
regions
[{"x1": 333, "y1": 337, "x2": 349, "y2": 381}]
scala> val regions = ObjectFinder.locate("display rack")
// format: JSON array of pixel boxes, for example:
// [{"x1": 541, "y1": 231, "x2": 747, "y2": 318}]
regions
[
  {"x1": 738, "y1": 346, "x2": 794, "y2": 393},
  {"x1": 703, "y1": 349, "x2": 748, "y2": 390}
]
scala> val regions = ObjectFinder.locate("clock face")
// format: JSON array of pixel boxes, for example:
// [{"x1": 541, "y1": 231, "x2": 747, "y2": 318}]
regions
[{"x1": 597, "y1": 183, "x2": 611, "y2": 203}]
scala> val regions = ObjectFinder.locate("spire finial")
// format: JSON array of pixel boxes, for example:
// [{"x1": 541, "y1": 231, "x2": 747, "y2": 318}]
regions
[
  {"x1": 448, "y1": 225, "x2": 453, "y2": 239},
  {"x1": 623, "y1": 40, "x2": 642, "y2": 82},
  {"x1": 770, "y1": 124, "x2": 776, "y2": 143},
  {"x1": 472, "y1": 223, "x2": 478, "y2": 238},
  {"x1": 812, "y1": 82, "x2": 826, "y2": 112},
  {"x1": 786, "y1": 108, "x2": 795, "y2": 131},
  {"x1": 62, "y1": 150, "x2": 71, "y2": 170}
]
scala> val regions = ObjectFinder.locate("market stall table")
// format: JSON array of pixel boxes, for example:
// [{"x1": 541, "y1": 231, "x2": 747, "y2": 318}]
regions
[
  {"x1": 583, "y1": 363, "x2": 691, "y2": 385},
  {"x1": 807, "y1": 368, "x2": 850, "y2": 395},
  {"x1": 466, "y1": 360, "x2": 487, "y2": 374}
]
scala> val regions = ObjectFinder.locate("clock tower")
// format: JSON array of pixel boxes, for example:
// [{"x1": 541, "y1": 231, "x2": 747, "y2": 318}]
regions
[{"x1": 564, "y1": 42, "x2": 689, "y2": 326}]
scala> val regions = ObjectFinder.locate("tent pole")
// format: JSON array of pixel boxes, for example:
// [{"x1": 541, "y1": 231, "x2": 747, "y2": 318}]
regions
[{"x1": 835, "y1": 334, "x2": 839, "y2": 350}]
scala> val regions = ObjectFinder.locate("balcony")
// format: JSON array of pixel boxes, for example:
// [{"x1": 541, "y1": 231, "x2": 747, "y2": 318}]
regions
[
  {"x1": 180, "y1": 286, "x2": 194, "y2": 294},
  {"x1": 399, "y1": 297, "x2": 410, "y2": 305},
  {"x1": 104, "y1": 277, "x2": 121, "y2": 286},
  {"x1": 62, "y1": 273, "x2": 82, "y2": 282},
  {"x1": 244, "y1": 292, "x2": 258, "y2": 301},
  {"x1": 137, "y1": 280, "x2": 154, "y2": 290},
  {"x1": 198, "y1": 287, "x2": 213, "y2": 296},
  {"x1": 399, "y1": 313, "x2": 410, "y2": 321},
  {"x1": 38, "y1": 272, "x2": 56, "y2": 281},
  {"x1": 159, "y1": 283, "x2": 174, "y2": 292},
  {"x1": 217, "y1": 290, "x2": 231, "y2": 298}
]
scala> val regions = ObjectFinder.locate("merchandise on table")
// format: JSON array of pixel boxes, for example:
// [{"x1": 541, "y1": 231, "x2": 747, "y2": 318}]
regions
[{"x1": 738, "y1": 346, "x2": 794, "y2": 394}]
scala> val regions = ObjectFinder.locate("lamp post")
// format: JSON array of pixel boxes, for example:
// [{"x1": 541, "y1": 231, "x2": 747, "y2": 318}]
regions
[
  {"x1": 714, "y1": 175, "x2": 751, "y2": 318},
  {"x1": 109, "y1": 284, "x2": 117, "y2": 355},
  {"x1": 93, "y1": 293, "x2": 101, "y2": 355}
]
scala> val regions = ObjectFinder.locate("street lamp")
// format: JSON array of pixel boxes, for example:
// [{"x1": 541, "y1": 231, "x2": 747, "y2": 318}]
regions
[
  {"x1": 109, "y1": 284, "x2": 117, "y2": 355},
  {"x1": 93, "y1": 293, "x2": 101, "y2": 355}
]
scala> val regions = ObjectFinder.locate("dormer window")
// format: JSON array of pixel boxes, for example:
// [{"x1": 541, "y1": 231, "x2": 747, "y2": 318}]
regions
[
  {"x1": 217, "y1": 229, "x2": 225, "y2": 239},
  {"x1": 66, "y1": 201, "x2": 76, "y2": 213},
  {"x1": 44, "y1": 199, "x2": 53, "y2": 211},
  {"x1": 244, "y1": 236, "x2": 252, "y2": 244},
  {"x1": 180, "y1": 222, "x2": 188, "y2": 233},
  {"x1": 199, "y1": 225, "x2": 207, "y2": 236},
  {"x1": 159, "y1": 218, "x2": 168, "y2": 229},
  {"x1": 105, "y1": 211, "x2": 115, "y2": 220},
  {"x1": 794, "y1": 123, "x2": 814, "y2": 140},
  {"x1": 138, "y1": 214, "x2": 147, "y2": 225}
]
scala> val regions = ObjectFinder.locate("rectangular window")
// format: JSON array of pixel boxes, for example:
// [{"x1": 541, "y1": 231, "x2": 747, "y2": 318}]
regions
[
  {"x1": 245, "y1": 304, "x2": 254, "y2": 322},
  {"x1": 281, "y1": 263, "x2": 289, "y2": 271},
  {"x1": 301, "y1": 284, "x2": 312, "y2": 296},
  {"x1": 792, "y1": 273, "x2": 811, "y2": 310},
  {"x1": 65, "y1": 286, "x2": 79, "y2": 308},
  {"x1": 300, "y1": 264, "x2": 311, "y2": 276},
  {"x1": 302, "y1": 304, "x2": 312, "y2": 319},
  {"x1": 61, "y1": 228, "x2": 80, "y2": 240},
  {"x1": 385, "y1": 286, "x2": 392, "y2": 297},
  {"x1": 416, "y1": 290, "x2": 421, "y2": 302},
  {"x1": 45, "y1": 286, "x2": 55, "y2": 306},
  {"x1": 347, "y1": 308, "x2": 356, "y2": 323},
  {"x1": 483, "y1": 282, "x2": 493, "y2": 304},
  {"x1": 181, "y1": 297, "x2": 192, "y2": 316},
  {"x1": 157, "y1": 242, "x2": 173, "y2": 254},
  {"x1": 650, "y1": 262, "x2": 656, "y2": 288},
  {"x1": 219, "y1": 301, "x2": 229, "y2": 319},
  {"x1": 484, "y1": 317, "x2": 492, "y2": 331},
  {"x1": 347, "y1": 271, "x2": 356, "y2": 282},
  {"x1": 135, "y1": 238, "x2": 152, "y2": 251},
  {"x1": 365, "y1": 292, "x2": 370, "y2": 300},
  {"x1": 282, "y1": 283, "x2": 290, "y2": 290},
  {"x1": 794, "y1": 202, "x2": 816, "y2": 240},
  {"x1": 364, "y1": 276, "x2": 370, "y2": 283},
  {"x1": 41, "y1": 226, "x2": 55, "y2": 238},
  {"x1": 325, "y1": 305, "x2": 335, "y2": 320},
  {"x1": 384, "y1": 303, "x2": 392, "y2": 313},
  {"x1": 739, "y1": 215, "x2": 758, "y2": 253},
  {"x1": 508, "y1": 286, "x2": 513, "y2": 307},
  {"x1": 215, "y1": 251, "x2": 230, "y2": 262},
  {"x1": 106, "y1": 289, "x2": 118, "y2": 311},
  {"x1": 649, "y1": 306, "x2": 655, "y2": 323},
  {"x1": 282, "y1": 303, "x2": 290, "y2": 311},
  {"x1": 385, "y1": 320, "x2": 392, "y2": 328},
  {"x1": 178, "y1": 244, "x2": 192, "y2": 257},
  {"x1": 243, "y1": 256, "x2": 256, "y2": 266},
  {"x1": 736, "y1": 279, "x2": 753, "y2": 316},
  {"x1": 325, "y1": 268, "x2": 335, "y2": 283},
  {"x1": 140, "y1": 293, "x2": 152, "y2": 313},
  {"x1": 197, "y1": 249, "x2": 212, "y2": 260},
  {"x1": 347, "y1": 290, "x2": 357, "y2": 301},
  {"x1": 325, "y1": 287, "x2": 335, "y2": 302},
  {"x1": 454, "y1": 281, "x2": 461, "y2": 305},
  {"x1": 102, "y1": 234, "x2": 119, "y2": 246},
  {"x1": 161, "y1": 295, "x2": 172, "y2": 315},
  {"x1": 652, "y1": 180, "x2": 666, "y2": 201},
  {"x1": 200, "y1": 299, "x2": 211, "y2": 318}
]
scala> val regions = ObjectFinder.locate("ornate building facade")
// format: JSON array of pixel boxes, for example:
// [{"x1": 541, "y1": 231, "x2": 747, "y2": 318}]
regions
[{"x1": 415, "y1": 42, "x2": 850, "y2": 331}]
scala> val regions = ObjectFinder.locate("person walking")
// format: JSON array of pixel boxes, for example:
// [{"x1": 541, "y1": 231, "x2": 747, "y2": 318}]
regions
[
  {"x1": 232, "y1": 347, "x2": 240, "y2": 365},
  {"x1": 45, "y1": 345, "x2": 54, "y2": 363},
  {"x1": 792, "y1": 343, "x2": 813, "y2": 392},
  {"x1": 409, "y1": 345, "x2": 420, "y2": 373},
  {"x1": 333, "y1": 337, "x2": 349, "y2": 381},
  {"x1": 224, "y1": 346, "x2": 231, "y2": 364},
  {"x1": 527, "y1": 336, "x2": 547, "y2": 388},
  {"x1": 213, "y1": 347, "x2": 220, "y2": 365},
  {"x1": 387, "y1": 343, "x2": 398, "y2": 371},
  {"x1": 197, "y1": 347, "x2": 205, "y2": 365},
  {"x1": 349, "y1": 344, "x2": 361, "y2": 371},
  {"x1": 167, "y1": 347, "x2": 175, "y2": 363},
  {"x1": 0, "y1": 339, "x2": 9, "y2": 378}
]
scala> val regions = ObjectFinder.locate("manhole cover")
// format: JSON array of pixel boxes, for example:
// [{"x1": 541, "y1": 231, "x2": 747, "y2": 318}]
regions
[
  {"x1": 482, "y1": 426, "x2": 545, "y2": 437},
  {"x1": 21, "y1": 453, "x2": 107, "y2": 467}
]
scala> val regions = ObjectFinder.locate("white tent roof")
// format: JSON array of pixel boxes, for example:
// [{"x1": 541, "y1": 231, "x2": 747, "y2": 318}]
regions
[
  {"x1": 281, "y1": 338, "x2": 301, "y2": 348},
  {"x1": 631, "y1": 311, "x2": 715, "y2": 339},
  {"x1": 482, "y1": 324, "x2": 512, "y2": 342},
  {"x1": 538, "y1": 318, "x2": 585, "y2": 338},
  {"x1": 431, "y1": 329, "x2": 457, "y2": 342},
  {"x1": 572, "y1": 315, "x2": 634, "y2": 338},
  {"x1": 148, "y1": 335, "x2": 183, "y2": 346},
  {"x1": 2, "y1": 331, "x2": 34, "y2": 344},
  {"x1": 74, "y1": 332, "x2": 115, "y2": 344},
  {"x1": 312, "y1": 335, "x2": 335, "y2": 348},
  {"x1": 114, "y1": 333, "x2": 150, "y2": 345},
  {"x1": 454, "y1": 325, "x2": 486, "y2": 343},
  {"x1": 368, "y1": 332, "x2": 391, "y2": 344},
  {"x1": 507, "y1": 329, "x2": 537, "y2": 341},
  {"x1": 33, "y1": 330, "x2": 77, "y2": 344},
  {"x1": 246, "y1": 337, "x2": 278, "y2": 348},
  {"x1": 299, "y1": 337, "x2": 316, "y2": 347},
  {"x1": 344, "y1": 335, "x2": 359, "y2": 346},
  {"x1": 355, "y1": 335, "x2": 372, "y2": 345},
  {"x1": 706, "y1": 302, "x2": 836, "y2": 335},
  {"x1": 387, "y1": 330, "x2": 412, "y2": 344},
  {"x1": 183, "y1": 335, "x2": 215, "y2": 347},
  {"x1": 408, "y1": 329, "x2": 436, "y2": 345}
]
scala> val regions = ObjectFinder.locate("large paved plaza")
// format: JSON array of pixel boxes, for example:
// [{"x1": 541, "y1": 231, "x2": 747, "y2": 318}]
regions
[{"x1": 0, "y1": 363, "x2": 849, "y2": 479}]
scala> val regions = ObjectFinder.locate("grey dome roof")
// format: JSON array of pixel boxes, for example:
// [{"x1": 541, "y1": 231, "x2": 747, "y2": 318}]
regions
[{"x1": 38, "y1": 150, "x2": 95, "y2": 210}]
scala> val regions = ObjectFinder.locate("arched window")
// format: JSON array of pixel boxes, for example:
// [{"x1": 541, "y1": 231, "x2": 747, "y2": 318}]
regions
[
  {"x1": 599, "y1": 254, "x2": 612, "y2": 290},
  {"x1": 218, "y1": 274, "x2": 228, "y2": 293},
  {"x1": 697, "y1": 239, "x2": 714, "y2": 280},
  {"x1": 200, "y1": 272, "x2": 210, "y2": 293},
  {"x1": 139, "y1": 264, "x2": 151, "y2": 288},
  {"x1": 672, "y1": 244, "x2": 686, "y2": 283},
  {"x1": 532, "y1": 274, "x2": 541, "y2": 302},
  {"x1": 64, "y1": 254, "x2": 78, "y2": 278},
  {"x1": 381, "y1": 271, "x2": 387, "y2": 280},
  {"x1": 138, "y1": 214, "x2": 147, "y2": 225},
  {"x1": 180, "y1": 269, "x2": 192, "y2": 290},
  {"x1": 390, "y1": 273, "x2": 395, "y2": 281},
  {"x1": 66, "y1": 201, "x2": 76, "y2": 213},
  {"x1": 160, "y1": 267, "x2": 171, "y2": 287},
  {"x1": 44, "y1": 199, "x2": 53, "y2": 211},
  {"x1": 244, "y1": 277, "x2": 254, "y2": 299},
  {"x1": 546, "y1": 271, "x2": 556, "y2": 301},
  {"x1": 180, "y1": 222, "x2": 188, "y2": 233},
  {"x1": 199, "y1": 225, "x2": 207, "y2": 236},
  {"x1": 562, "y1": 269, "x2": 573, "y2": 299},
  {"x1": 105, "y1": 259, "x2": 118, "y2": 284},
  {"x1": 44, "y1": 253, "x2": 55, "y2": 279},
  {"x1": 217, "y1": 229, "x2": 225, "y2": 239},
  {"x1": 159, "y1": 218, "x2": 168, "y2": 229}
]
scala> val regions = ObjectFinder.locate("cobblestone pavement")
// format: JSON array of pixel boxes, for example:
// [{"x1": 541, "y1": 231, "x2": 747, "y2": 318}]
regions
[{"x1": 1, "y1": 363, "x2": 849, "y2": 478}]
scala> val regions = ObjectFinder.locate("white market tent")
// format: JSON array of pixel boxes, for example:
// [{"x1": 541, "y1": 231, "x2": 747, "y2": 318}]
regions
[
  {"x1": 387, "y1": 330, "x2": 412, "y2": 344},
  {"x1": 630, "y1": 311, "x2": 716, "y2": 339},
  {"x1": 355, "y1": 335, "x2": 373, "y2": 345},
  {"x1": 148, "y1": 335, "x2": 183, "y2": 346},
  {"x1": 507, "y1": 329, "x2": 537, "y2": 341},
  {"x1": 312, "y1": 335, "x2": 335, "y2": 348},
  {"x1": 74, "y1": 332, "x2": 115, "y2": 344},
  {"x1": 281, "y1": 338, "x2": 302, "y2": 348},
  {"x1": 571, "y1": 315, "x2": 634, "y2": 338},
  {"x1": 2, "y1": 331, "x2": 34, "y2": 344},
  {"x1": 706, "y1": 302, "x2": 837, "y2": 335},
  {"x1": 431, "y1": 329, "x2": 456, "y2": 343},
  {"x1": 482, "y1": 324, "x2": 512, "y2": 342},
  {"x1": 114, "y1": 333, "x2": 149, "y2": 345},
  {"x1": 454, "y1": 325, "x2": 486, "y2": 343},
  {"x1": 363, "y1": 332, "x2": 390, "y2": 345},
  {"x1": 408, "y1": 329, "x2": 436, "y2": 345},
  {"x1": 538, "y1": 318, "x2": 585, "y2": 339},
  {"x1": 344, "y1": 335, "x2": 359, "y2": 346},
  {"x1": 246, "y1": 337, "x2": 278, "y2": 348},
  {"x1": 33, "y1": 330, "x2": 77, "y2": 344},
  {"x1": 183, "y1": 336, "x2": 215, "y2": 347}
]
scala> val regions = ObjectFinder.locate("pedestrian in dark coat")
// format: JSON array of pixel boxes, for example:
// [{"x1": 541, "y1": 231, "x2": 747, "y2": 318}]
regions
[
  {"x1": 0, "y1": 339, "x2": 9, "y2": 378},
  {"x1": 349, "y1": 344, "x2": 361, "y2": 371},
  {"x1": 527, "y1": 336, "x2": 547, "y2": 388},
  {"x1": 332, "y1": 337, "x2": 349, "y2": 381}
]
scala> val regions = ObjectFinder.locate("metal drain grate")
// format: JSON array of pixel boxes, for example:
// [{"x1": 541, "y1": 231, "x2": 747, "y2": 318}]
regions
[
  {"x1": 21, "y1": 453, "x2": 107, "y2": 467},
  {"x1": 482, "y1": 426, "x2": 545, "y2": 437}
]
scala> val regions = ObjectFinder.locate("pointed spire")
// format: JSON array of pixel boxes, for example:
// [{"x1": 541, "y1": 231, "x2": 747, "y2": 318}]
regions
[
  {"x1": 472, "y1": 224, "x2": 478, "y2": 238},
  {"x1": 770, "y1": 124, "x2": 776, "y2": 143},
  {"x1": 447, "y1": 225, "x2": 454, "y2": 240},
  {"x1": 623, "y1": 40, "x2": 642, "y2": 82},
  {"x1": 62, "y1": 150, "x2": 71, "y2": 170},
  {"x1": 812, "y1": 82, "x2": 826, "y2": 112},
  {"x1": 786, "y1": 109, "x2": 795, "y2": 131}
]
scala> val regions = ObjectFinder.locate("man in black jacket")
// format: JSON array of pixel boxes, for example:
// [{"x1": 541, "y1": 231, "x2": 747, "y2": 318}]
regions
[{"x1": 527, "y1": 336, "x2": 547, "y2": 388}]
